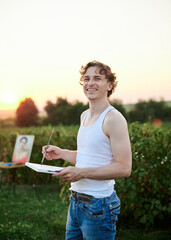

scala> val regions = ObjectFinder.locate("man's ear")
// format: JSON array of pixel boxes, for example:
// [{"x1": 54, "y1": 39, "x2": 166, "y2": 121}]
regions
[{"x1": 107, "y1": 82, "x2": 113, "y2": 91}]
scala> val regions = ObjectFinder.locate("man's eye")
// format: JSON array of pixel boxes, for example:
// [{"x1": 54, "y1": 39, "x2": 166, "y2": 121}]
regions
[{"x1": 84, "y1": 78, "x2": 89, "y2": 82}]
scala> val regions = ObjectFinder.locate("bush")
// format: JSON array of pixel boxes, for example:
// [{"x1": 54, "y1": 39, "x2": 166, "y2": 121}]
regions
[
  {"x1": 0, "y1": 123, "x2": 170, "y2": 227},
  {"x1": 115, "y1": 122, "x2": 171, "y2": 226}
]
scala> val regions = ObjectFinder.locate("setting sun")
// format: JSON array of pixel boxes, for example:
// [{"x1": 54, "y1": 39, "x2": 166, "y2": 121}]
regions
[
  {"x1": 0, "y1": 92, "x2": 20, "y2": 110},
  {"x1": 2, "y1": 92, "x2": 17, "y2": 104}
]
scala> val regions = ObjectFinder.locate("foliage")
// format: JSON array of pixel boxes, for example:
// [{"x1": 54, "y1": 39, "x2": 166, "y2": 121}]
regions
[
  {"x1": 16, "y1": 98, "x2": 39, "y2": 127},
  {"x1": 161, "y1": 121, "x2": 171, "y2": 130},
  {"x1": 115, "y1": 122, "x2": 171, "y2": 226},
  {"x1": 0, "y1": 123, "x2": 170, "y2": 227},
  {"x1": 128, "y1": 99, "x2": 171, "y2": 123},
  {"x1": 44, "y1": 97, "x2": 88, "y2": 125}
]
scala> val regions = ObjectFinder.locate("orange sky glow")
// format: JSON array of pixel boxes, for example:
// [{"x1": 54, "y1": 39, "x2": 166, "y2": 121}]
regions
[{"x1": 0, "y1": 0, "x2": 171, "y2": 111}]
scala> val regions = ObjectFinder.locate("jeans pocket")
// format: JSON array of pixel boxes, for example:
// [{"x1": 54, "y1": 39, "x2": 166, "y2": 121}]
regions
[
  {"x1": 108, "y1": 199, "x2": 120, "y2": 230},
  {"x1": 81, "y1": 201, "x2": 103, "y2": 218}
]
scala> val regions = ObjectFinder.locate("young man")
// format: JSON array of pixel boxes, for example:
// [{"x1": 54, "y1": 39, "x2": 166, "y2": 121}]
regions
[{"x1": 42, "y1": 60, "x2": 132, "y2": 240}]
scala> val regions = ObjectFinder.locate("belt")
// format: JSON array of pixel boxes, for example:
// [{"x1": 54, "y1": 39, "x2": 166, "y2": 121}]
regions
[{"x1": 71, "y1": 190, "x2": 94, "y2": 204}]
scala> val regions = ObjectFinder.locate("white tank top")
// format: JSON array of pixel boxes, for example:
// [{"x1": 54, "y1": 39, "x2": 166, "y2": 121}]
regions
[{"x1": 70, "y1": 105, "x2": 115, "y2": 198}]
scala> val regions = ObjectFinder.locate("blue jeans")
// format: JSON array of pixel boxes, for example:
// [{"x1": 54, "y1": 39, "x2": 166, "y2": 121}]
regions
[{"x1": 66, "y1": 191, "x2": 120, "y2": 240}]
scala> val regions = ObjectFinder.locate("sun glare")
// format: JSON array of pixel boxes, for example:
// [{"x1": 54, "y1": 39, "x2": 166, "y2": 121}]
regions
[
  {"x1": 2, "y1": 92, "x2": 17, "y2": 104},
  {"x1": 0, "y1": 92, "x2": 19, "y2": 109}
]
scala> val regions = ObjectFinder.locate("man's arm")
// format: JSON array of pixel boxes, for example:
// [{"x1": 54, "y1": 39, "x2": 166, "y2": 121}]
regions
[
  {"x1": 54, "y1": 110, "x2": 132, "y2": 181},
  {"x1": 42, "y1": 145, "x2": 77, "y2": 165}
]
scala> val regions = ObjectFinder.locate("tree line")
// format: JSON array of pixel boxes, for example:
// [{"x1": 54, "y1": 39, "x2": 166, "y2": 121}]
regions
[{"x1": 15, "y1": 97, "x2": 171, "y2": 127}]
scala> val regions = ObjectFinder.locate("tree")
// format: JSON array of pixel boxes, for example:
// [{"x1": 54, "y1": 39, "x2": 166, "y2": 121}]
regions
[
  {"x1": 44, "y1": 97, "x2": 70, "y2": 125},
  {"x1": 44, "y1": 97, "x2": 88, "y2": 125},
  {"x1": 67, "y1": 101, "x2": 88, "y2": 125},
  {"x1": 16, "y1": 98, "x2": 39, "y2": 127},
  {"x1": 128, "y1": 99, "x2": 171, "y2": 123}
]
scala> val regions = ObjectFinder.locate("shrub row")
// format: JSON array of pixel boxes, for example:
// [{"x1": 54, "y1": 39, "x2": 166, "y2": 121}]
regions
[
  {"x1": 116, "y1": 122, "x2": 171, "y2": 226},
  {"x1": 0, "y1": 123, "x2": 170, "y2": 227},
  {"x1": 0, "y1": 125, "x2": 78, "y2": 185}
]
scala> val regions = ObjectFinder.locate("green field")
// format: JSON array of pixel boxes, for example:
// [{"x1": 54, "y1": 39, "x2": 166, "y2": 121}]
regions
[{"x1": 0, "y1": 185, "x2": 170, "y2": 240}]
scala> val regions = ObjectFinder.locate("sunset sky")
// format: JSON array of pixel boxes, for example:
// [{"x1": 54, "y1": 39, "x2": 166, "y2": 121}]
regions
[{"x1": 0, "y1": 0, "x2": 171, "y2": 111}]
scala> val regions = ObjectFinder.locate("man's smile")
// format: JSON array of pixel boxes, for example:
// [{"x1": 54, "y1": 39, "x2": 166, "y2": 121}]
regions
[{"x1": 86, "y1": 88, "x2": 97, "y2": 91}]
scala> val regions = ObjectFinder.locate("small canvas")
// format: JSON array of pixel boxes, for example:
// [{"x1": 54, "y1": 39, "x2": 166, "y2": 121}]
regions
[
  {"x1": 12, "y1": 135, "x2": 35, "y2": 164},
  {"x1": 25, "y1": 162, "x2": 64, "y2": 174}
]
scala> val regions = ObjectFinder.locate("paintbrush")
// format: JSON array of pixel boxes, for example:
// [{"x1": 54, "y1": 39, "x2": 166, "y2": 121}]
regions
[{"x1": 41, "y1": 128, "x2": 55, "y2": 165}]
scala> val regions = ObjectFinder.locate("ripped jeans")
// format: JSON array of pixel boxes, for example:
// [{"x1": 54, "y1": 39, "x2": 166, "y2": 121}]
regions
[{"x1": 66, "y1": 191, "x2": 120, "y2": 240}]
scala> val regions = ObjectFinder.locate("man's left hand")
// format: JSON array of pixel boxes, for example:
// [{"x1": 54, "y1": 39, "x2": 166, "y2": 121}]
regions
[{"x1": 52, "y1": 166, "x2": 83, "y2": 182}]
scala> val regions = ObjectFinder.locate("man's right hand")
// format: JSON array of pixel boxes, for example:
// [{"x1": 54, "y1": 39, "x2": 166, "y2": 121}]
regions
[{"x1": 42, "y1": 145, "x2": 62, "y2": 160}]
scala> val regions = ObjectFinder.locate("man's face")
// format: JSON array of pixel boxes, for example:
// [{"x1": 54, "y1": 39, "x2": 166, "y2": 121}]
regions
[{"x1": 83, "y1": 66, "x2": 112, "y2": 100}]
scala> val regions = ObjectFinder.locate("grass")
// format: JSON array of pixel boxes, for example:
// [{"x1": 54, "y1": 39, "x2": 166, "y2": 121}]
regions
[
  {"x1": 0, "y1": 184, "x2": 68, "y2": 240},
  {"x1": 0, "y1": 185, "x2": 171, "y2": 240}
]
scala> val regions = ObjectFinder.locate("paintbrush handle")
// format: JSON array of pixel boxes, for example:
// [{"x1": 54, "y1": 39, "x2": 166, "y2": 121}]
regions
[{"x1": 41, "y1": 128, "x2": 55, "y2": 165}]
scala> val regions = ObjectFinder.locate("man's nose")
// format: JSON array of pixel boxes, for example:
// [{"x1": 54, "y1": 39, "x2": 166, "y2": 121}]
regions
[{"x1": 88, "y1": 78, "x2": 95, "y2": 84}]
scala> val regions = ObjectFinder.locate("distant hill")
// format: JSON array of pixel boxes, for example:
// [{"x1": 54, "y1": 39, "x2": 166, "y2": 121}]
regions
[
  {"x1": 0, "y1": 109, "x2": 47, "y2": 119},
  {"x1": 0, "y1": 109, "x2": 16, "y2": 119}
]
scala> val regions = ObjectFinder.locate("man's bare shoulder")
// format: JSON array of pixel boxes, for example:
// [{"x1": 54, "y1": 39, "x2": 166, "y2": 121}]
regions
[
  {"x1": 106, "y1": 108, "x2": 127, "y2": 125},
  {"x1": 104, "y1": 108, "x2": 128, "y2": 135},
  {"x1": 80, "y1": 109, "x2": 89, "y2": 122}
]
